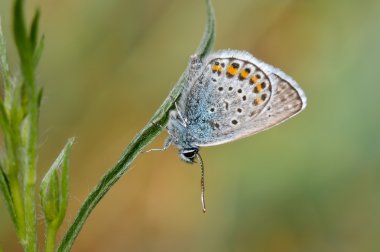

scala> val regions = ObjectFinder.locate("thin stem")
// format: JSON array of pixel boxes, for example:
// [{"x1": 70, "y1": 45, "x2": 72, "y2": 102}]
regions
[
  {"x1": 23, "y1": 73, "x2": 38, "y2": 252},
  {"x1": 23, "y1": 79, "x2": 39, "y2": 252},
  {"x1": 1, "y1": 0, "x2": 41, "y2": 251},
  {"x1": 57, "y1": 1, "x2": 215, "y2": 251},
  {"x1": 45, "y1": 223, "x2": 58, "y2": 252},
  {"x1": 13, "y1": 0, "x2": 39, "y2": 250},
  {"x1": 57, "y1": 111, "x2": 168, "y2": 252},
  {"x1": 22, "y1": 41, "x2": 39, "y2": 252},
  {"x1": 23, "y1": 174, "x2": 38, "y2": 252}
]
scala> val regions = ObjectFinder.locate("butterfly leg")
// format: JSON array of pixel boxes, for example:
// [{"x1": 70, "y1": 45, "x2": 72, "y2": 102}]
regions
[
  {"x1": 169, "y1": 95, "x2": 188, "y2": 127},
  {"x1": 151, "y1": 120, "x2": 168, "y2": 131},
  {"x1": 144, "y1": 137, "x2": 172, "y2": 153},
  {"x1": 174, "y1": 101, "x2": 188, "y2": 126}
]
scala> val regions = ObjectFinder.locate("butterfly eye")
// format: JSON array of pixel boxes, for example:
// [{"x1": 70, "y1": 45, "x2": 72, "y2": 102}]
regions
[
  {"x1": 180, "y1": 149, "x2": 199, "y2": 164},
  {"x1": 183, "y1": 152, "x2": 195, "y2": 158},
  {"x1": 182, "y1": 149, "x2": 197, "y2": 159}
]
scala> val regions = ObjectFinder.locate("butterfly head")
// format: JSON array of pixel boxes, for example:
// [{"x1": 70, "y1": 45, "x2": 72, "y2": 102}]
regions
[{"x1": 179, "y1": 147, "x2": 199, "y2": 163}]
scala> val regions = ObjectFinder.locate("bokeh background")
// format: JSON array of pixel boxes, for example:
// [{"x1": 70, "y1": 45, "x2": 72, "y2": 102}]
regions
[{"x1": 1, "y1": 0, "x2": 380, "y2": 251}]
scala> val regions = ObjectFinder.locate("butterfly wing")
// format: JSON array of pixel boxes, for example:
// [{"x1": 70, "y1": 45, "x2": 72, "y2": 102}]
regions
[{"x1": 178, "y1": 50, "x2": 307, "y2": 147}]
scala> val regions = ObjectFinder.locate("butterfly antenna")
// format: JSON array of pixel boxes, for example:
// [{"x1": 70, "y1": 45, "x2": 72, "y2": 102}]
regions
[{"x1": 196, "y1": 153, "x2": 206, "y2": 213}]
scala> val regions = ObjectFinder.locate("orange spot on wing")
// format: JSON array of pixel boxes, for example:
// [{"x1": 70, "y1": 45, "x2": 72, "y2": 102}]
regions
[
  {"x1": 212, "y1": 64, "x2": 219, "y2": 72},
  {"x1": 250, "y1": 76, "x2": 258, "y2": 84},
  {"x1": 216, "y1": 66, "x2": 223, "y2": 75},
  {"x1": 227, "y1": 65, "x2": 238, "y2": 76},
  {"x1": 254, "y1": 83, "x2": 263, "y2": 94},
  {"x1": 256, "y1": 84, "x2": 262, "y2": 92},
  {"x1": 212, "y1": 65, "x2": 223, "y2": 75},
  {"x1": 239, "y1": 70, "x2": 249, "y2": 79}
]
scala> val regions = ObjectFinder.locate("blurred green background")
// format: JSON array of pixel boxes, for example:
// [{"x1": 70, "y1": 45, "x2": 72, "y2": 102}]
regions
[{"x1": 1, "y1": 0, "x2": 380, "y2": 251}]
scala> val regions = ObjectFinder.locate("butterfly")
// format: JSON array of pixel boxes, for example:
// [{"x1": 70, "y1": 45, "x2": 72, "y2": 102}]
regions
[{"x1": 148, "y1": 50, "x2": 307, "y2": 212}]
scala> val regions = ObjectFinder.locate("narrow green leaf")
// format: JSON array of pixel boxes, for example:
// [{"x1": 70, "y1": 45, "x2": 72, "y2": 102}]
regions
[
  {"x1": 57, "y1": 1, "x2": 216, "y2": 251},
  {"x1": 37, "y1": 87, "x2": 43, "y2": 108},
  {"x1": 20, "y1": 82, "x2": 29, "y2": 119},
  {"x1": 57, "y1": 137, "x2": 74, "y2": 225},
  {"x1": 0, "y1": 17, "x2": 11, "y2": 89},
  {"x1": 0, "y1": 165, "x2": 17, "y2": 226},
  {"x1": 30, "y1": 8, "x2": 40, "y2": 51},
  {"x1": 0, "y1": 101, "x2": 11, "y2": 134},
  {"x1": 0, "y1": 17, "x2": 13, "y2": 121},
  {"x1": 40, "y1": 138, "x2": 75, "y2": 224},
  {"x1": 33, "y1": 34, "x2": 44, "y2": 67},
  {"x1": 13, "y1": 0, "x2": 29, "y2": 64},
  {"x1": 41, "y1": 169, "x2": 60, "y2": 222},
  {"x1": 20, "y1": 115, "x2": 30, "y2": 146},
  {"x1": 7, "y1": 79, "x2": 26, "y2": 128},
  {"x1": 196, "y1": 0, "x2": 215, "y2": 58}
]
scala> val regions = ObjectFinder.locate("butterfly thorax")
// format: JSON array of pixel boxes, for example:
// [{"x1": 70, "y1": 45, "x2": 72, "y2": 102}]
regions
[{"x1": 167, "y1": 114, "x2": 200, "y2": 163}]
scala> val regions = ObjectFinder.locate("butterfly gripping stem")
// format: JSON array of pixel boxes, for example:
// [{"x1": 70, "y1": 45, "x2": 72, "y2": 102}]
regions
[{"x1": 143, "y1": 137, "x2": 172, "y2": 153}]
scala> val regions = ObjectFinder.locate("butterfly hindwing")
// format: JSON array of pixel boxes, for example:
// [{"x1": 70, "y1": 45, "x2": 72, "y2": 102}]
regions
[{"x1": 177, "y1": 50, "x2": 306, "y2": 147}]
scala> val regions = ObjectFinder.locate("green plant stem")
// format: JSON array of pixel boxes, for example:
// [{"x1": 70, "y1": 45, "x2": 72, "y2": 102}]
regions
[
  {"x1": 23, "y1": 172, "x2": 37, "y2": 252},
  {"x1": 13, "y1": 0, "x2": 39, "y2": 250},
  {"x1": 45, "y1": 223, "x2": 58, "y2": 252},
  {"x1": 57, "y1": 1, "x2": 215, "y2": 251},
  {"x1": 24, "y1": 92, "x2": 38, "y2": 252},
  {"x1": 21, "y1": 42, "x2": 39, "y2": 252},
  {"x1": 1, "y1": 0, "x2": 42, "y2": 251}
]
